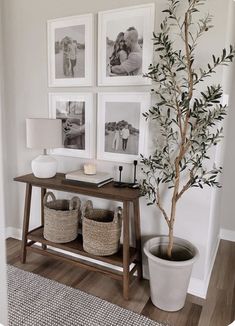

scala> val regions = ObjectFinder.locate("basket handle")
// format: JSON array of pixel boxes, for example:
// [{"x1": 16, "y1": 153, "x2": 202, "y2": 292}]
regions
[
  {"x1": 43, "y1": 192, "x2": 56, "y2": 205},
  {"x1": 69, "y1": 196, "x2": 81, "y2": 211},
  {"x1": 113, "y1": 206, "x2": 122, "y2": 223},
  {"x1": 81, "y1": 200, "x2": 93, "y2": 219}
]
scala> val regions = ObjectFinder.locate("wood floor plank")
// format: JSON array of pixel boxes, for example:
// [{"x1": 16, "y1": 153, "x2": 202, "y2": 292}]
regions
[
  {"x1": 141, "y1": 297, "x2": 202, "y2": 326},
  {"x1": 210, "y1": 240, "x2": 235, "y2": 292},
  {"x1": 5, "y1": 238, "x2": 235, "y2": 326},
  {"x1": 209, "y1": 289, "x2": 233, "y2": 326},
  {"x1": 77, "y1": 272, "x2": 150, "y2": 314},
  {"x1": 231, "y1": 282, "x2": 235, "y2": 323},
  {"x1": 187, "y1": 303, "x2": 202, "y2": 326},
  {"x1": 198, "y1": 240, "x2": 235, "y2": 326}
]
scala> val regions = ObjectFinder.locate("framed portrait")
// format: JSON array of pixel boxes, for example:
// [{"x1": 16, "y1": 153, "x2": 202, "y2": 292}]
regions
[
  {"x1": 48, "y1": 14, "x2": 93, "y2": 87},
  {"x1": 98, "y1": 4, "x2": 155, "y2": 86},
  {"x1": 97, "y1": 92, "x2": 150, "y2": 163},
  {"x1": 49, "y1": 93, "x2": 95, "y2": 158}
]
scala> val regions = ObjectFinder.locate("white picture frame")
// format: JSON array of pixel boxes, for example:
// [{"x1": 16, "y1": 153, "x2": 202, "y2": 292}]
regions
[
  {"x1": 97, "y1": 92, "x2": 150, "y2": 163},
  {"x1": 98, "y1": 4, "x2": 155, "y2": 86},
  {"x1": 48, "y1": 14, "x2": 93, "y2": 87},
  {"x1": 49, "y1": 93, "x2": 95, "y2": 158}
]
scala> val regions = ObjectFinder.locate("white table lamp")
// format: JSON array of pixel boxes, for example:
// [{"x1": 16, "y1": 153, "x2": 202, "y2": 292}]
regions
[{"x1": 26, "y1": 118, "x2": 62, "y2": 178}]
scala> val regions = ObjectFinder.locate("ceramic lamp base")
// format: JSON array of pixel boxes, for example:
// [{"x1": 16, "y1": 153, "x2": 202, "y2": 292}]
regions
[{"x1": 31, "y1": 155, "x2": 57, "y2": 178}]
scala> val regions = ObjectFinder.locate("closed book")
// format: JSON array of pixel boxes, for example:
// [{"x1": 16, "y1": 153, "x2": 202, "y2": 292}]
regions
[
  {"x1": 62, "y1": 178, "x2": 113, "y2": 188},
  {"x1": 65, "y1": 169, "x2": 112, "y2": 184}
]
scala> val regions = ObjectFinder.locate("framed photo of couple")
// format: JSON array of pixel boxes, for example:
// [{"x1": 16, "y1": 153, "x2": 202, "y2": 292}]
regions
[
  {"x1": 97, "y1": 92, "x2": 150, "y2": 163},
  {"x1": 98, "y1": 4, "x2": 155, "y2": 86},
  {"x1": 47, "y1": 14, "x2": 93, "y2": 87},
  {"x1": 49, "y1": 93, "x2": 95, "y2": 158}
]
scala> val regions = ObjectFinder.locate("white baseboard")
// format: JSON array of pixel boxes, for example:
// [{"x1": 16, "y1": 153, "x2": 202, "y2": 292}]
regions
[
  {"x1": 188, "y1": 236, "x2": 220, "y2": 299},
  {"x1": 5, "y1": 227, "x2": 21, "y2": 240},
  {"x1": 220, "y1": 228, "x2": 235, "y2": 242},
  {"x1": 188, "y1": 277, "x2": 207, "y2": 299}
]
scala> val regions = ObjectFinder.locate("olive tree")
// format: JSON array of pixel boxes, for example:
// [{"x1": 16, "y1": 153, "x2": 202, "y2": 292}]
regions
[{"x1": 141, "y1": 0, "x2": 234, "y2": 258}]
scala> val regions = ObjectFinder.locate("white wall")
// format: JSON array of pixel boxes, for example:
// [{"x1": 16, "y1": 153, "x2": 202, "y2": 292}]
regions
[
  {"x1": 0, "y1": 0, "x2": 8, "y2": 324},
  {"x1": 0, "y1": 91, "x2": 8, "y2": 326},
  {"x1": 2, "y1": 0, "x2": 232, "y2": 298},
  {"x1": 219, "y1": 1, "x2": 235, "y2": 241}
]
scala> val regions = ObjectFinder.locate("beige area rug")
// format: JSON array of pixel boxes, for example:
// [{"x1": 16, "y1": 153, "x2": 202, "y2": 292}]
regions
[{"x1": 7, "y1": 265, "x2": 167, "y2": 326}]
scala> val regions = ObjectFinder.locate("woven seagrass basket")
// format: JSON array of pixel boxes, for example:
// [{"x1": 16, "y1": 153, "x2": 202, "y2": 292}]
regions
[
  {"x1": 82, "y1": 200, "x2": 122, "y2": 256},
  {"x1": 43, "y1": 192, "x2": 81, "y2": 243}
]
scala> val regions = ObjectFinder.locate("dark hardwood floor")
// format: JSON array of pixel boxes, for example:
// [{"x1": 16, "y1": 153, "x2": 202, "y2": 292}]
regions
[{"x1": 6, "y1": 238, "x2": 235, "y2": 326}]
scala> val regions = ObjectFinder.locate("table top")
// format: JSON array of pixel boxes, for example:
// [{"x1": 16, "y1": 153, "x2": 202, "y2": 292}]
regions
[{"x1": 14, "y1": 173, "x2": 141, "y2": 202}]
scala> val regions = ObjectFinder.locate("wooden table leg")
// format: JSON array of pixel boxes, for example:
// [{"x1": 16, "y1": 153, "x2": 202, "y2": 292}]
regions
[
  {"x1": 21, "y1": 183, "x2": 32, "y2": 263},
  {"x1": 123, "y1": 201, "x2": 130, "y2": 300},
  {"x1": 41, "y1": 188, "x2": 47, "y2": 250},
  {"x1": 133, "y1": 198, "x2": 143, "y2": 280}
]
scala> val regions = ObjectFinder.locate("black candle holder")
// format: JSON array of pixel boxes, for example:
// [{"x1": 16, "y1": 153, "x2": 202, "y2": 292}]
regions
[{"x1": 113, "y1": 161, "x2": 139, "y2": 189}]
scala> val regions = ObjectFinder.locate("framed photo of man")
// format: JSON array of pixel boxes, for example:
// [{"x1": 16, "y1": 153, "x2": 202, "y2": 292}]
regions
[
  {"x1": 98, "y1": 4, "x2": 155, "y2": 86},
  {"x1": 48, "y1": 14, "x2": 93, "y2": 87},
  {"x1": 49, "y1": 93, "x2": 95, "y2": 158},
  {"x1": 97, "y1": 93, "x2": 150, "y2": 163}
]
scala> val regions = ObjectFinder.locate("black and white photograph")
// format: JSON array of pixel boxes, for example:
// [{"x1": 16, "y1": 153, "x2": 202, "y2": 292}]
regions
[
  {"x1": 49, "y1": 93, "x2": 94, "y2": 158},
  {"x1": 97, "y1": 93, "x2": 150, "y2": 163},
  {"x1": 106, "y1": 18, "x2": 143, "y2": 78},
  {"x1": 55, "y1": 25, "x2": 85, "y2": 79},
  {"x1": 105, "y1": 102, "x2": 140, "y2": 155},
  {"x1": 56, "y1": 100, "x2": 85, "y2": 150},
  {"x1": 98, "y1": 4, "x2": 154, "y2": 86},
  {"x1": 48, "y1": 14, "x2": 93, "y2": 87}
]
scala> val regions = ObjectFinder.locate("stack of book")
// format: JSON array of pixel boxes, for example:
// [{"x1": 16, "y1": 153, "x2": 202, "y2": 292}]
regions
[{"x1": 63, "y1": 170, "x2": 113, "y2": 188}]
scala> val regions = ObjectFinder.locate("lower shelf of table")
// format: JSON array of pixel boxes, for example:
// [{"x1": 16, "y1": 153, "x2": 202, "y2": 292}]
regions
[{"x1": 26, "y1": 226, "x2": 139, "y2": 273}]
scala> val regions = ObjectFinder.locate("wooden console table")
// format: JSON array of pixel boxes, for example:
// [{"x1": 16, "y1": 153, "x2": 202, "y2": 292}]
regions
[{"x1": 14, "y1": 173, "x2": 142, "y2": 300}]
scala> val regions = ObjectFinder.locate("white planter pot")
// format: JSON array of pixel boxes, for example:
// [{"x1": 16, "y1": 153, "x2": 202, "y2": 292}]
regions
[{"x1": 144, "y1": 236, "x2": 199, "y2": 312}]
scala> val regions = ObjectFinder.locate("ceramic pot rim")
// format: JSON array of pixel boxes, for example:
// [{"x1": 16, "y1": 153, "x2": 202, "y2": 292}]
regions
[{"x1": 143, "y1": 235, "x2": 199, "y2": 268}]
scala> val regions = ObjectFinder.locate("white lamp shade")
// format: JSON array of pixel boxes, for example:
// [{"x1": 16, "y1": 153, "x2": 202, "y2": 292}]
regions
[{"x1": 26, "y1": 118, "x2": 62, "y2": 149}]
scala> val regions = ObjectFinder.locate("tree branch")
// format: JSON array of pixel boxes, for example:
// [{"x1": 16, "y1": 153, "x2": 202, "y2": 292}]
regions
[
  {"x1": 181, "y1": 11, "x2": 194, "y2": 147},
  {"x1": 177, "y1": 165, "x2": 198, "y2": 200},
  {"x1": 156, "y1": 188, "x2": 170, "y2": 227}
]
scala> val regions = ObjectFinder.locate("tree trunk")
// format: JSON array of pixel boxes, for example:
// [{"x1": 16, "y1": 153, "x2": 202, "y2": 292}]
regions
[{"x1": 167, "y1": 227, "x2": 174, "y2": 258}]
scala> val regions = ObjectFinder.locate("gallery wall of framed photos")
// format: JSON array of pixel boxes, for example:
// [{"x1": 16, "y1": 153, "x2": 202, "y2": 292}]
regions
[{"x1": 47, "y1": 3, "x2": 155, "y2": 163}]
